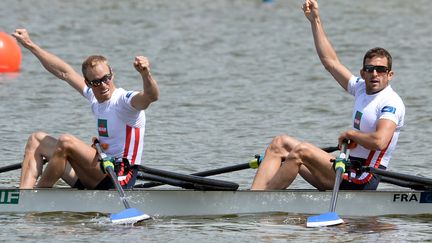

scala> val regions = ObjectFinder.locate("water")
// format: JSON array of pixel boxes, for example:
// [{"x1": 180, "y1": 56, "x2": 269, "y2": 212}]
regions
[{"x1": 1, "y1": 0, "x2": 432, "y2": 241}]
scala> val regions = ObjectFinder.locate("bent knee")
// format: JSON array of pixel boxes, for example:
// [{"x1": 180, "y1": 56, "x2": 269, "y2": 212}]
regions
[
  {"x1": 267, "y1": 135, "x2": 291, "y2": 154},
  {"x1": 290, "y1": 142, "x2": 315, "y2": 160},
  {"x1": 25, "y1": 131, "x2": 49, "y2": 150},
  {"x1": 268, "y1": 134, "x2": 299, "y2": 151},
  {"x1": 57, "y1": 134, "x2": 79, "y2": 150}
]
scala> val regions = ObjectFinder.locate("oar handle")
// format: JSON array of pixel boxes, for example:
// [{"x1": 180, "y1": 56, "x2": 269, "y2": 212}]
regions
[
  {"x1": 339, "y1": 142, "x2": 350, "y2": 158},
  {"x1": 94, "y1": 139, "x2": 108, "y2": 160}
]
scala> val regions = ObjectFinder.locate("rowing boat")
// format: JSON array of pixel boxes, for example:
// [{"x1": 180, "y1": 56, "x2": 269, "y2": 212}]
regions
[
  {"x1": 2, "y1": 150, "x2": 432, "y2": 222},
  {"x1": 1, "y1": 188, "x2": 431, "y2": 217}
]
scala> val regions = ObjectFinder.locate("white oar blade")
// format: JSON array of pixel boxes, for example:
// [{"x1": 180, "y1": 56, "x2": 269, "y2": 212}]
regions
[
  {"x1": 306, "y1": 212, "x2": 344, "y2": 228},
  {"x1": 110, "y1": 208, "x2": 151, "y2": 224}
]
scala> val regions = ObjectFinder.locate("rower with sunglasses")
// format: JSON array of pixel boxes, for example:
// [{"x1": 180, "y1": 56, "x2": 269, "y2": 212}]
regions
[
  {"x1": 13, "y1": 29, "x2": 160, "y2": 190},
  {"x1": 251, "y1": 0, "x2": 405, "y2": 191}
]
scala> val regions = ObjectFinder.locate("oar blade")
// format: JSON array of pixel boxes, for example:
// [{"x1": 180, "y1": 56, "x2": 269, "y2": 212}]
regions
[
  {"x1": 110, "y1": 208, "x2": 151, "y2": 224},
  {"x1": 306, "y1": 212, "x2": 344, "y2": 228}
]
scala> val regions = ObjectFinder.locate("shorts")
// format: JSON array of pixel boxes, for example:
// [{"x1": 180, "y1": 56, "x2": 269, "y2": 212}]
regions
[
  {"x1": 340, "y1": 173, "x2": 381, "y2": 190},
  {"x1": 72, "y1": 167, "x2": 138, "y2": 190},
  {"x1": 339, "y1": 156, "x2": 386, "y2": 190}
]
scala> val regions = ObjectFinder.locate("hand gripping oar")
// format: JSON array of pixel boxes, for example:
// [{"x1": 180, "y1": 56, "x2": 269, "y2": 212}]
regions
[
  {"x1": 306, "y1": 142, "x2": 349, "y2": 227},
  {"x1": 94, "y1": 139, "x2": 150, "y2": 224}
]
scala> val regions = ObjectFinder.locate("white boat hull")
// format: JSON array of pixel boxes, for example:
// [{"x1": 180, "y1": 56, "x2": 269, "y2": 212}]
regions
[{"x1": 1, "y1": 188, "x2": 431, "y2": 217}]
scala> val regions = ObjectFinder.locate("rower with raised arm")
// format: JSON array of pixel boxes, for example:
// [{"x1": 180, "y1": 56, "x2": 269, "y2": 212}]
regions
[
  {"x1": 13, "y1": 29, "x2": 160, "y2": 190},
  {"x1": 251, "y1": 0, "x2": 405, "y2": 191}
]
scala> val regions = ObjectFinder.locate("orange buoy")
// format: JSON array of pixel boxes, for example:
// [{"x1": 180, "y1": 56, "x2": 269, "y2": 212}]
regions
[{"x1": 0, "y1": 32, "x2": 22, "y2": 73}]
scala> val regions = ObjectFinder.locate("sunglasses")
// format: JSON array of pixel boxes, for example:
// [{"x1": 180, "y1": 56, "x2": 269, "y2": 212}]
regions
[
  {"x1": 86, "y1": 68, "x2": 112, "y2": 87},
  {"x1": 363, "y1": 65, "x2": 389, "y2": 74}
]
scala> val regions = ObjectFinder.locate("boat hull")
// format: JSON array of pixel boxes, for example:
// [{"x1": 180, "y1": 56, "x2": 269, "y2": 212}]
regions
[{"x1": 1, "y1": 188, "x2": 431, "y2": 217}]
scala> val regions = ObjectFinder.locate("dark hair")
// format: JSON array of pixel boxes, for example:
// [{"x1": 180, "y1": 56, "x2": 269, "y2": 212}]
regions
[{"x1": 363, "y1": 47, "x2": 392, "y2": 71}]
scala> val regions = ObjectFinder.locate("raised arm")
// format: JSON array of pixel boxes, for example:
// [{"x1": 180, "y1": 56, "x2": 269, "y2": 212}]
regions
[
  {"x1": 12, "y1": 29, "x2": 86, "y2": 94},
  {"x1": 302, "y1": 0, "x2": 352, "y2": 91},
  {"x1": 131, "y1": 56, "x2": 160, "y2": 110}
]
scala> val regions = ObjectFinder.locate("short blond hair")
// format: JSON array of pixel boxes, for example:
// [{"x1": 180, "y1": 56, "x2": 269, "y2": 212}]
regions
[{"x1": 81, "y1": 55, "x2": 110, "y2": 79}]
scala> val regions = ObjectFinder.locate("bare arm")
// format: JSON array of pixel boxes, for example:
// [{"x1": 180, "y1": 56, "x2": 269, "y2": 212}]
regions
[
  {"x1": 131, "y1": 56, "x2": 160, "y2": 110},
  {"x1": 302, "y1": 0, "x2": 352, "y2": 91},
  {"x1": 338, "y1": 119, "x2": 397, "y2": 151},
  {"x1": 12, "y1": 29, "x2": 86, "y2": 94}
]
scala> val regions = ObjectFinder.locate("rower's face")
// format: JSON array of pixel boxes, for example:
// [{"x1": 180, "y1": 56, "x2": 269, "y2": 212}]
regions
[
  {"x1": 85, "y1": 64, "x2": 115, "y2": 102},
  {"x1": 360, "y1": 56, "x2": 393, "y2": 95}
]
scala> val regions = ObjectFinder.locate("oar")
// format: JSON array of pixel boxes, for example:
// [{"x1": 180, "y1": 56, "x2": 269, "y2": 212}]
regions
[
  {"x1": 136, "y1": 146, "x2": 339, "y2": 188},
  {"x1": 136, "y1": 155, "x2": 261, "y2": 188},
  {"x1": 94, "y1": 140, "x2": 150, "y2": 224},
  {"x1": 191, "y1": 146, "x2": 338, "y2": 177},
  {"x1": 0, "y1": 146, "x2": 338, "y2": 176},
  {"x1": 380, "y1": 175, "x2": 431, "y2": 190},
  {"x1": 306, "y1": 142, "x2": 349, "y2": 228},
  {"x1": 137, "y1": 165, "x2": 239, "y2": 190},
  {"x1": 0, "y1": 157, "x2": 51, "y2": 174},
  {"x1": 366, "y1": 167, "x2": 432, "y2": 188},
  {"x1": 0, "y1": 163, "x2": 21, "y2": 173},
  {"x1": 136, "y1": 172, "x2": 238, "y2": 190}
]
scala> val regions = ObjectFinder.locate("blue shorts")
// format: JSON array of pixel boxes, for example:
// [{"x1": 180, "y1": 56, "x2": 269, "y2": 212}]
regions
[
  {"x1": 339, "y1": 156, "x2": 386, "y2": 190},
  {"x1": 340, "y1": 173, "x2": 381, "y2": 190}
]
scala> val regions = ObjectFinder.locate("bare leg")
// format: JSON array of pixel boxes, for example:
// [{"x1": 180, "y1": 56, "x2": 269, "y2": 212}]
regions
[
  {"x1": 251, "y1": 135, "x2": 336, "y2": 190},
  {"x1": 298, "y1": 145, "x2": 336, "y2": 190},
  {"x1": 268, "y1": 142, "x2": 336, "y2": 190},
  {"x1": 36, "y1": 142, "x2": 71, "y2": 188},
  {"x1": 20, "y1": 132, "x2": 57, "y2": 189},
  {"x1": 37, "y1": 134, "x2": 106, "y2": 189},
  {"x1": 251, "y1": 135, "x2": 301, "y2": 190},
  {"x1": 61, "y1": 163, "x2": 79, "y2": 186}
]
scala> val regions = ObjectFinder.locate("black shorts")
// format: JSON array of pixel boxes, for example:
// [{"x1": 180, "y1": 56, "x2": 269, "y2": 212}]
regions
[
  {"x1": 72, "y1": 167, "x2": 138, "y2": 190},
  {"x1": 339, "y1": 156, "x2": 386, "y2": 190}
]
